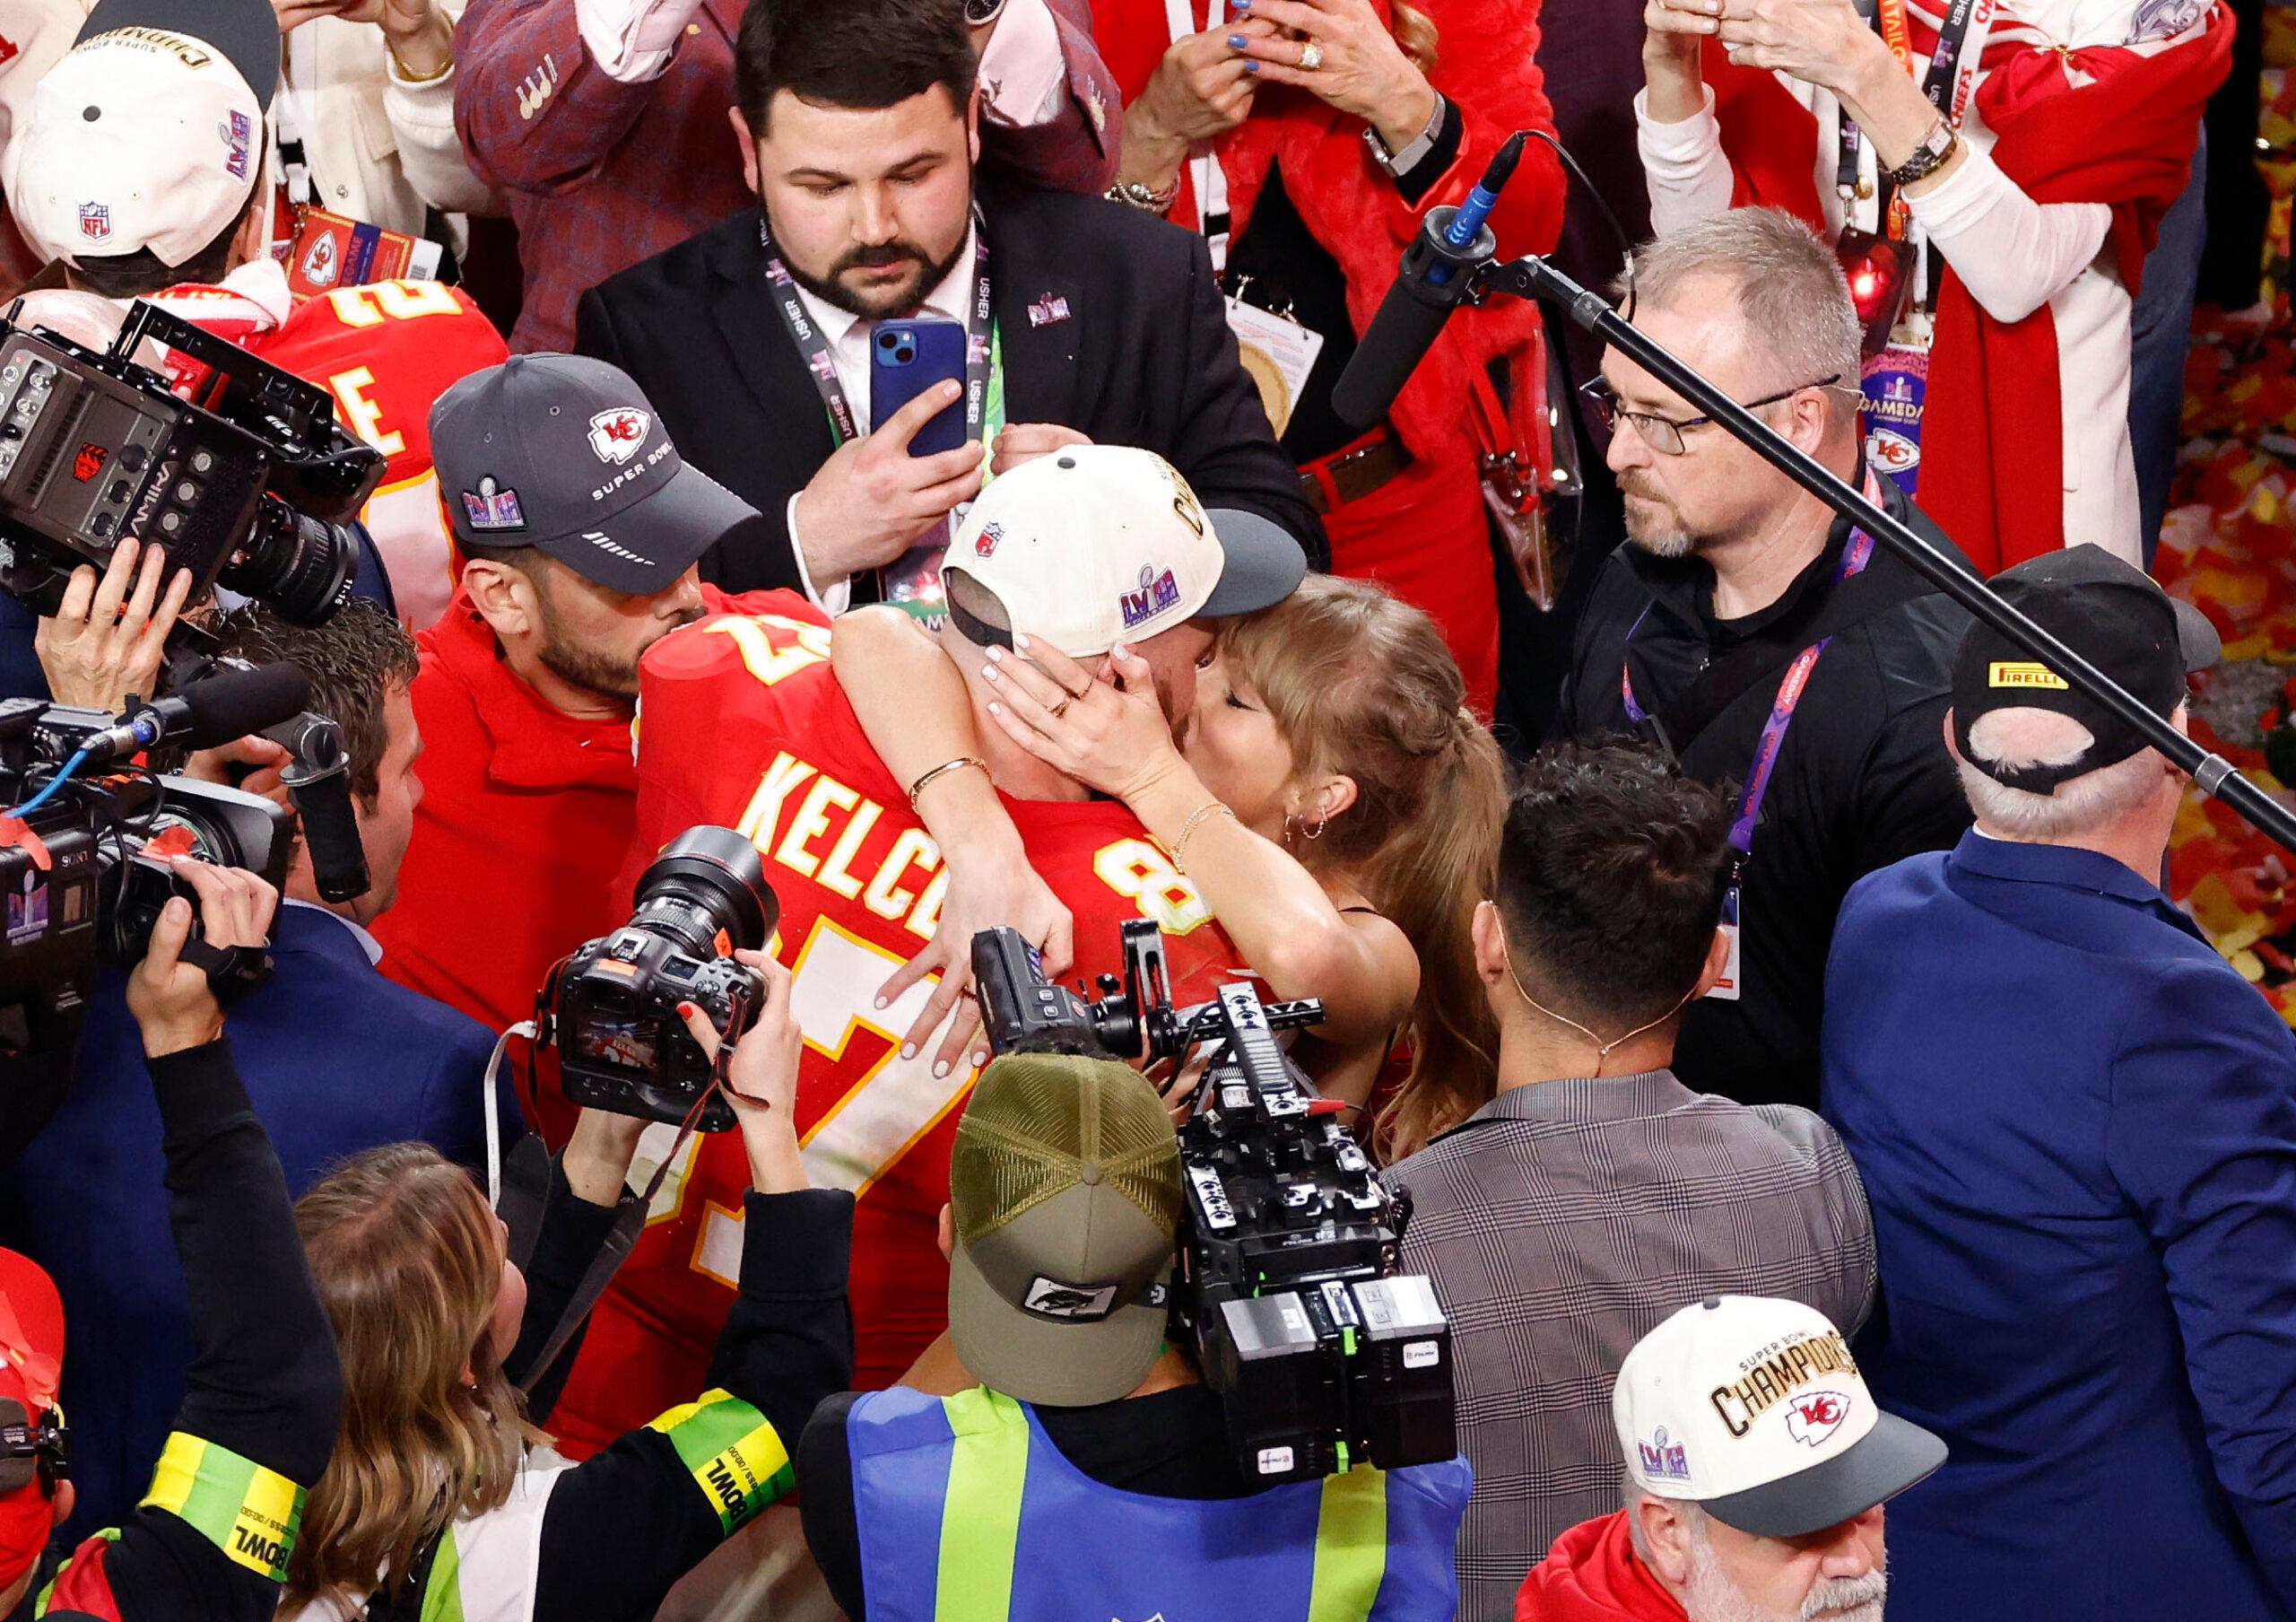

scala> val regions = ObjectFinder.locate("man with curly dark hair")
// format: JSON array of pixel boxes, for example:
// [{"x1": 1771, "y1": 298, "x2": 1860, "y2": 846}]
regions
[
  {"x1": 1385, "y1": 741, "x2": 1878, "y2": 1622},
  {"x1": 0, "y1": 598, "x2": 509, "y2": 1546}
]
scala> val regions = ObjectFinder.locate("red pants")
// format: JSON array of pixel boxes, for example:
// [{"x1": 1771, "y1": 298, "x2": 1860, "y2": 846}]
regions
[{"x1": 1315, "y1": 445, "x2": 1498, "y2": 714}]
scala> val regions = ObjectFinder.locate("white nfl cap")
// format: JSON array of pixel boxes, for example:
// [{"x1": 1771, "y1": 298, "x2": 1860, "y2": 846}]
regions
[
  {"x1": 944, "y1": 444, "x2": 1306, "y2": 658},
  {"x1": 5, "y1": 0, "x2": 274, "y2": 271},
  {"x1": 1614, "y1": 1296, "x2": 1946, "y2": 1539}
]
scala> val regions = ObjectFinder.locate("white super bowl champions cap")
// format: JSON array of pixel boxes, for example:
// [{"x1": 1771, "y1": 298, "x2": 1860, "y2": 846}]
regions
[
  {"x1": 944, "y1": 444, "x2": 1306, "y2": 658},
  {"x1": 4, "y1": 0, "x2": 277, "y2": 271},
  {"x1": 1613, "y1": 1296, "x2": 1947, "y2": 1539}
]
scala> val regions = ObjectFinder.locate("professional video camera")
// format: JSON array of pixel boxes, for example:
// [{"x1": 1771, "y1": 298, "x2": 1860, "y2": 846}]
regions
[
  {"x1": 974, "y1": 920, "x2": 1457, "y2": 1486},
  {"x1": 0, "y1": 664, "x2": 310, "y2": 1020},
  {"x1": 539, "y1": 826, "x2": 781, "y2": 1132},
  {"x1": 0, "y1": 298, "x2": 381, "y2": 626}
]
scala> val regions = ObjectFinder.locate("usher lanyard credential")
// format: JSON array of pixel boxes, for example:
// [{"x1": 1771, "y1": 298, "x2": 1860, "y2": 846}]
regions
[{"x1": 757, "y1": 218, "x2": 1002, "y2": 451}]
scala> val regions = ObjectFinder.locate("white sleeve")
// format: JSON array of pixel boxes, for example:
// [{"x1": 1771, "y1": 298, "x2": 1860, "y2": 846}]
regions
[
  {"x1": 575, "y1": 0, "x2": 709, "y2": 84},
  {"x1": 786, "y1": 493, "x2": 853, "y2": 615},
  {"x1": 1907, "y1": 145, "x2": 2115, "y2": 324},
  {"x1": 1635, "y1": 85, "x2": 1739, "y2": 237},
  {"x1": 977, "y1": 0, "x2": 1068, "y2": 129}
]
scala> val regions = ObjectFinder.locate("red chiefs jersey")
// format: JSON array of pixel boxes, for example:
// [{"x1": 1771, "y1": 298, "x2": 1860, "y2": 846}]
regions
[
  {"x1": 147, "y1": 274, "x2": 509, "y2": 629},
  {"x1": 542, "y1": 598, "x2": 1243, "y2": 1454}
]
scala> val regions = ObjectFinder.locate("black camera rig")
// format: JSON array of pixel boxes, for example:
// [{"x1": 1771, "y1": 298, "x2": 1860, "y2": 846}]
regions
[
  {"x1": 974, "y1": 920, "x2": 1457, "y2": 1485},
  {"x1": 0, "y1": 299, "x2": 378, "y2": 629}
]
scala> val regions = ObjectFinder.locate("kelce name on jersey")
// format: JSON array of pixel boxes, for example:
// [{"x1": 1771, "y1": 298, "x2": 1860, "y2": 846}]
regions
[
  {"x1": 733, "y1": 751, "x2": 952, "y2": 938},
  {"x1": 728, "y1": 751, "x2": 1216, "y2": 943}
]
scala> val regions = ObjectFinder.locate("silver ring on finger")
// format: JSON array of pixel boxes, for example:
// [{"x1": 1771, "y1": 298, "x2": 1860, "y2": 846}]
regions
[{"x1": 1299, "y1": 39, "x2": 1324, "y2": 70}]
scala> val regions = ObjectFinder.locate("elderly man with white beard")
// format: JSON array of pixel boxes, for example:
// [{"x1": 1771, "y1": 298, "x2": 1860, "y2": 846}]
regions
[{"x1": 1515, "y1": 1296, "x2": 1944, "y2": 1622}]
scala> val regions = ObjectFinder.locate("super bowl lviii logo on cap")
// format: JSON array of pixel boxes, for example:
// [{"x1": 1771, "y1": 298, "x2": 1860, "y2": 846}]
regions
[
  {"x1": 1118, "y1": 563, "x2": 1182, "y2": 630},
  {"x1": 463, "y1": 476, "x2": 525, "y2": 533}
]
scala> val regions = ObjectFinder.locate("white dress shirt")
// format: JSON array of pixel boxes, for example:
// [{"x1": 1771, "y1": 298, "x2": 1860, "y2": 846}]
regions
[
  {"x1": 1632, "y1": 0, "x2": 2208, "y2": 564},
  {"x1": 781, "y1": 222, "x2": 985, "y2": 612}
]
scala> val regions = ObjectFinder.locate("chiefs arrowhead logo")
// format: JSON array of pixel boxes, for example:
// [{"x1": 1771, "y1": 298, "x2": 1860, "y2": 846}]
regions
[
  {"x1": 587, "y1": 407, "x2": 650, "y2": 465},
  {"x1": 1784, "y1": 1391, "x2": 1852, "y2": 1448}
]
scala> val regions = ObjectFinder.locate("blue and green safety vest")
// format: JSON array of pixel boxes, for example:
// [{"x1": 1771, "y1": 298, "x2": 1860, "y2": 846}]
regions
[{"x1": 847, "y1": 1386, "x2": 1472, "y2": 1621}]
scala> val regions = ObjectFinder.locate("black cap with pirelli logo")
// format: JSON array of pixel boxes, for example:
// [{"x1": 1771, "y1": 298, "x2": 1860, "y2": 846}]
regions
[{"x1": 1950, "y1": 544, "x2": 2221, "y2": 794}]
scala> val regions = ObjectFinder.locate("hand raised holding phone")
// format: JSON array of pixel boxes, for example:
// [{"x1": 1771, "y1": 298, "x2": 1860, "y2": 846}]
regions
[{"x1": 792, "y1": 380, "x2": 985, "y2": 593}]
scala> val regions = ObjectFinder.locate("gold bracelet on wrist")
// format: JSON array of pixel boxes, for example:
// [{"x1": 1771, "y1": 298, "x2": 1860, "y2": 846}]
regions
[
  {"x1": 1170, "y1": 801, "x2": 1238, "y2": 874},
  {"x1": 908, "y1": 755, "x2": 989, "y2": 815},
  {"x1": 388, "y1": 40, "x2": 454, "y2": 83}
]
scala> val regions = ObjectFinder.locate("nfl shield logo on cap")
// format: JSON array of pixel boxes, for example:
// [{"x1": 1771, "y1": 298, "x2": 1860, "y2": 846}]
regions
[{"x1": 77, "y1": 203, "x2": 109, "y2": 241}]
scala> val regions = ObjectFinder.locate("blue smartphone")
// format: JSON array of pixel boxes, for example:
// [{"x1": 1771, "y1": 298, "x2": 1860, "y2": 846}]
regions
[{"x1": 869, "y1": 315, "x2": 969, "y2": 455}]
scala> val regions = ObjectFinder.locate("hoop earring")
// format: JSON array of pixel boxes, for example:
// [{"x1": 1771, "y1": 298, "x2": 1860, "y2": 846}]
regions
[{"x1": 1283, "y1": 808, "x2": 1330, "y2": 844}]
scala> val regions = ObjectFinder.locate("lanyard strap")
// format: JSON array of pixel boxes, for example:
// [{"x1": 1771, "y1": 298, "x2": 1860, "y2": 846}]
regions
[
  {"x1": 1619, "y1": 469, "x2": 1885, "y2": 763},
  {"x1": 758, "y1": 220, "x2": 999, "y2": 450},
  {"x1": 1921, "y1": 0, "x2": 1995, "y2": 124},
  {"x1": 1161, "y1": 0, "x2": 1232, "y2": 271}
]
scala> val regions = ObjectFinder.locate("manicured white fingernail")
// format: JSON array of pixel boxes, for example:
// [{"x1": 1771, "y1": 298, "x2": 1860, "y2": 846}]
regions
[
  {"x1": 1015, "y1": 633, "x2": 1032, "y2": 650},
  {"x1": 985, "y1": 644, "x2": 1004, "y2": 662},
  {"x1": 874, "y1": 995, "x2": 889, "y2": 1009},
  {"x1": 981, "y1": 663, "x2": 999, "y2": 681},
  {"x1": 900, "y1": 1042, "x2": 918, "y2": 1060},
  {"x1": 971, "y1": 1051, "x2": 989, "y2": 1070},
  {"x1": 988, "y1": 701, "x2": 1004, "y2": 715},
  {"x1": 934, "y1": 1060, "x2": 952, "y2": 1079}
]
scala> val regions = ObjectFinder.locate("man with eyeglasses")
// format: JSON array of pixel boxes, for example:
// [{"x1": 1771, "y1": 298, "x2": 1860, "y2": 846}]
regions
[{"x1": 1553, "y1": 206, "x2": 1973, "y2": 1113}]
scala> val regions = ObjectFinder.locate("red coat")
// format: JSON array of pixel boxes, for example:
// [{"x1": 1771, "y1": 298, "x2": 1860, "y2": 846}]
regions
[{"x1": 1091, "y1": 0, "x2": 1567, "y2": 467}]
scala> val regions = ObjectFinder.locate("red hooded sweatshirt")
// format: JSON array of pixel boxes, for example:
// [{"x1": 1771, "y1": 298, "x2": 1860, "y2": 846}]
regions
[{"x1": 1516, "y1": 1513, "x2": 1692, "y2": 1622}]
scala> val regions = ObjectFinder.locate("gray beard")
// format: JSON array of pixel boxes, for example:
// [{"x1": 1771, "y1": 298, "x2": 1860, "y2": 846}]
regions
[{"x1": 1680, "y1": 1528, "x2": 1887, "y2": 1622}]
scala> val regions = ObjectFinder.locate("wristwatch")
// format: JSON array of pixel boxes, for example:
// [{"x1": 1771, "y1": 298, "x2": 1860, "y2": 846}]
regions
[
  {"x1": 1882, "y1": 118, "x2": 1959, "y2": 187},
  {"x1": 963, "y1": 0, "x2": 1008, "y2": 22},
  {"x1": 1362, "y1": 92, "x2": 1448, "y2": 178}
]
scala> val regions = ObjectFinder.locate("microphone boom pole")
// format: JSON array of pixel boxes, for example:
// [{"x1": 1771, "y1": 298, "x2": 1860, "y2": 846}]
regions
[{"x1": 1480, "y1": 250, "x2": 2296, "y2": 857}]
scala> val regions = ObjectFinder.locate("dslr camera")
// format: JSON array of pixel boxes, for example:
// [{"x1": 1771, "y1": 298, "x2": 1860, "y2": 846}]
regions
[
  {"x1": 975, "y1": 920, "x2": 1457, "y2": 1485},
  {"x1": 0, "y1": 298, "x2": 380, "y2": 626},
  {"x1": 541, "y1": 827, "x2": 781, "y2": 1132}
]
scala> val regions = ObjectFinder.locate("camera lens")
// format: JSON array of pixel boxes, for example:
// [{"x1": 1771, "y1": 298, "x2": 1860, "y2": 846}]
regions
[
  {"x1": 101, "y1": 807, "x2": 245, "y2": 964},
  {"x1": 628, "y1": 826, "x2": 778, "y2": 962},
  {"x1": 219, "y1": 498, "x2": 357, "y2": 627},
  {"x1": 895, "y1": 347, "x2": 915, "y2": 363}
]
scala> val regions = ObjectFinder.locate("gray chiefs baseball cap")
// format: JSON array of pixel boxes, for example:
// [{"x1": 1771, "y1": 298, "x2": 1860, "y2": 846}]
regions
[{"x1": 430, "y1": 353, "x2": 758, "y2": 595}]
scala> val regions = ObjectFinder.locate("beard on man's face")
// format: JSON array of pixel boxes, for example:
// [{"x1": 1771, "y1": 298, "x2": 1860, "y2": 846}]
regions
[
  {"x1": 778, "y1": 222, "x2": 972, "y2": 321},
  {"x1": 1620, "y1": 471, "x2": 1695, "y2": 560},
  {"x1": 535, "y1": 598, "x2": 703, "y2": 702}
]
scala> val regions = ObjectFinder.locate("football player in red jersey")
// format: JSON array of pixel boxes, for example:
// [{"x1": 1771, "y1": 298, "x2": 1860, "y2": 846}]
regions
[{"x1": 540, "y1": 446, "x2": 1309, "y2": 1453}]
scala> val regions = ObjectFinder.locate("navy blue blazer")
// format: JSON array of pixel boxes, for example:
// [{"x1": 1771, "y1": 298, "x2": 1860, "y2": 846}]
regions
[
  {"x1": 0, "y1": 903, "x2": 505, "y2": 1543},
  {"x1": 1822, "y1": 831, "x2": 2296, "y2": 1621}
]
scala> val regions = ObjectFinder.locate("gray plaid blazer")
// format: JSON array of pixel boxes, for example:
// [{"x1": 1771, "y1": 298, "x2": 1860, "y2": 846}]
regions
[{"x1": 1386, "y1": 1068, "x2": 1876, "y2": 1622}]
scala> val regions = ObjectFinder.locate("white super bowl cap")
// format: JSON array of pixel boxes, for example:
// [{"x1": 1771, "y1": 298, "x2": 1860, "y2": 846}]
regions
[
  {"x1": 1613, "y1": 1296, "x2": 1946, "y2": 1539},
  {"x1": 944, "y1": 444, "x2": 1306, "y2": 658},
  {"x1": 5, "y1": 0, "x2": 276, "y2": 271}
]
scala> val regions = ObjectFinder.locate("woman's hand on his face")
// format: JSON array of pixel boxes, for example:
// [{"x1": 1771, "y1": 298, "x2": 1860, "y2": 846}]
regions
[{"x1": 978, "y1": 636, "x2": 1187, "y2": 807}]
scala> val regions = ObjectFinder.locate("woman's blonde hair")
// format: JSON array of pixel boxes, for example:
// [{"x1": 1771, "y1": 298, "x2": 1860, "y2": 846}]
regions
[
  {"x1": 1391, "y1": 2, "x2": 1439, "y2": 74},
  {"x1": 1217, "y1": 576, "x2": 1507, "y2": 1160},
  {"x1": 283, "y1": 1144, "x2": 528, "y2": 1614}
]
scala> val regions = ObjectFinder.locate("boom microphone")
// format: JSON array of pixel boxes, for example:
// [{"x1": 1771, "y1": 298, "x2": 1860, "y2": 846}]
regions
[
  {"x1": 1331, "y1": 133, "x2": 1526, "y2": 428},
  {"x1": 84, "y1": 662, "x2": 313, "y2": 762}
]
